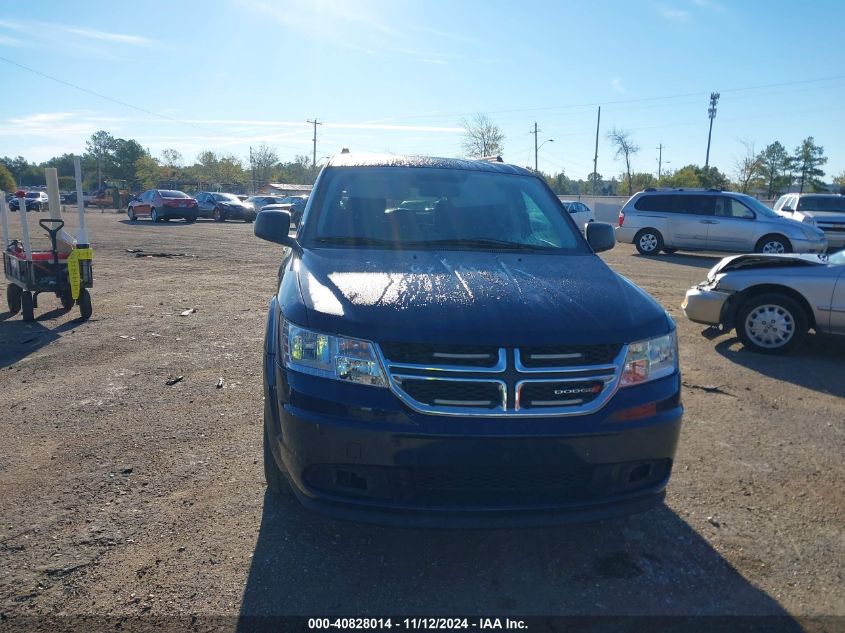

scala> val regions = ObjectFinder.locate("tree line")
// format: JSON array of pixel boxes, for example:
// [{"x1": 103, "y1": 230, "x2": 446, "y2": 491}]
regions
[
  {"x1": 460, "y1": 114, "x2": 843, "y2": 198},
  {"x1": 0, "y1": 130, "x2": 321, "y2": 194}
]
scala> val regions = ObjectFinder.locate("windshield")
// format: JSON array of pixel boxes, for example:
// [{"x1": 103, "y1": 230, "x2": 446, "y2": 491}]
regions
[
  {"x1": 160, "y1": 190, "x2": 189, "y2": 199},
  {"x1": 741, "y1": 195, "x2": 779, "y2": 218},
  {"x1": 799, "y1": 197, "x2": 845, "y2": 212},
  {"x1": 25, "y1": 192, "x2": 40, "y2": 198},
  {"x1": 213, "y1": 193, "x2": 240, "y2": 202},
  {"x1": 304, "y1": 167, "x2": 586, "y2": 252}
]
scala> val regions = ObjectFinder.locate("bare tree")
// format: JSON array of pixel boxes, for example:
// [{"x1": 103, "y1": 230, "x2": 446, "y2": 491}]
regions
[
  {"x1": 733, "y1": 139, "x2": 764, "y2": 194},
  {"x1": 607, "y1": 128, "x2": 639, "y2": 195},
  {"x1": 461, "y1": 113, "x2": 505, "y2": 158},
  {"x1": 251, "y1": 143, "x2": 279, "y2": 185},
  {"x1": 160, "y1": 148, "x2": 183, "y2": 169}
]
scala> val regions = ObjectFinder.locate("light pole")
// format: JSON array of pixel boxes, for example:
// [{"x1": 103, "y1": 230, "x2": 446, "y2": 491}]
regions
[
  {"x1": 705, "y1": 92, "x2": 720, "y2": 169},
  {"x1": 536, "y1": 138, "x2": 553, "y2": 173}
]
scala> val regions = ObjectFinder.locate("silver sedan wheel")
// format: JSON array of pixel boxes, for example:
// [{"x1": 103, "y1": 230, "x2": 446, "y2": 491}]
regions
[
  {"x1": 761, "y1": 239, "x2": 786, "y2": 254},
  {"x1": 638, "y1": 233, "x2": 659, "y2": 252},
  {"x1": 744, "y1": 303, "x2": 795, "y2": 349}
]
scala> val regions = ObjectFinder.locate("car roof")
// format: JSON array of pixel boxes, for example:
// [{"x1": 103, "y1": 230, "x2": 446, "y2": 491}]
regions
[{"x1": 325, "y1": 152, "x2": 534, "y2": 176}]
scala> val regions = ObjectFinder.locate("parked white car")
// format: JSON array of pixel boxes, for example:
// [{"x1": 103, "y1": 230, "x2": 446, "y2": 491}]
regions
[{"x1": 560, "y1": 200, "x2": 595, "y2": 233}]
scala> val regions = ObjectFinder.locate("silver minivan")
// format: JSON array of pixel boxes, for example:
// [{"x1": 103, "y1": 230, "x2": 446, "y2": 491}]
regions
[
  {"x1": 615, "y1": 189, "x2": 827, "y2": 255},
  {"x1": 773, "y1": 193, "x2": 845, "y2": 251}
]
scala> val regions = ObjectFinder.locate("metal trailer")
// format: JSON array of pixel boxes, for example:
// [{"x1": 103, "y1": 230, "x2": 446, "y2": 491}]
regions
[{"x1": 2, "y1": 158, "x2": 93, "y2": 321}]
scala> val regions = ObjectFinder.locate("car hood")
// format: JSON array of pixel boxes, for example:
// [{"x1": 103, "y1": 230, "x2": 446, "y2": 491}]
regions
[
  {"x1": 289, "y1": 249, "x2": 670, "y2": 346},
  {"x1": 706, "y1": 252, "x2": 830, "y2": 281}
]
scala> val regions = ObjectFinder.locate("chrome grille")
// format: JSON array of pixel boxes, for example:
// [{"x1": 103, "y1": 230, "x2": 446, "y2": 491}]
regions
[
  {"x1": 378, "y1": 342, "x2": 626, "y2": 417},
  {"x1": 379, "y1": 342, "x2": 500, "y2": 367},
  {"x1": 518, "y1": 344, "x2": 621, "y2": 368}
]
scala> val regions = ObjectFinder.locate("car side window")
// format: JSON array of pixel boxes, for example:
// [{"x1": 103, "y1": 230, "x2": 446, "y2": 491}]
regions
[
  {"x1": 634, "y1": 195, "x2": 678, "y2": 212},
  {"x1": 678, "y1": 195, "x2": 714, "y2": 216},
  {"x1": 724, "y1": 198, "x2": 754, "y2": 219}
]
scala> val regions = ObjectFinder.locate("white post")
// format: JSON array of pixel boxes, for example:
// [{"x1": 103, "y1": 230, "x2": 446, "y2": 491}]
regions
[
  {"x1": 73, "y1": 156, "x2": 89, "y2": 246},
  {"x1": 45, "y1": 167, "x2": 74, "y2": 251},
  {"x1": 18, "y1": 192, "x2": 32, "y2": 261},
  {"x1": 0, "y1": 190, "x2": 10, "y2": 249}
]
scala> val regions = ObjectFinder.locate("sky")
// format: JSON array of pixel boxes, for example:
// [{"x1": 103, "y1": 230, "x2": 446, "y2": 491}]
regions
[{"x1": 1, "y1": 0, "x2": 844, "y2": 183}]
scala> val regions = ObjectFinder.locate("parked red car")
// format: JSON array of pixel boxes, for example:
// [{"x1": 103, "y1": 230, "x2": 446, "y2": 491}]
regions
[{"x1": 127, "y1": 190, "x2": 199, "y2": 223}]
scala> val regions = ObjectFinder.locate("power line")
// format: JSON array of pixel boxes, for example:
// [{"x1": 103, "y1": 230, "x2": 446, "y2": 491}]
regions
[{"x1": 306, "y1": 119, "x2": 322, "y2": 167}]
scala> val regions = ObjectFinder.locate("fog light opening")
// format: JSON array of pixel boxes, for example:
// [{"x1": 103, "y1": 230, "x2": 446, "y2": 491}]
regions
[
  {"x1": 628, "y1": 463, "x2": 652, "y2": 484},
  {"x1": 336, "y1": 469, "x2": 368, "y2": 490}
]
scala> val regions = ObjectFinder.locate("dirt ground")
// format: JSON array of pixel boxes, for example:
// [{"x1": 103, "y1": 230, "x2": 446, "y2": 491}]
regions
[{"x1": 0, "y1": 211, "x2": 843, "y2": 629}]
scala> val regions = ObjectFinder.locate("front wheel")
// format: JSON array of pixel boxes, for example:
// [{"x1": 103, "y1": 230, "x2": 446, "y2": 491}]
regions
[
  {"x1": 213, "y1": 208, "x2": 225, "y2": 222},
  {"x1": 21, "y1": 291, "x2": 34, "y2": 322},
  {"x1": 662, "y1": 247, "x2": 679, "y2": 254},
  {"x1": 6, "y1": 284, "x2": 22, "y2": 314},
  {"x1": 151, "y1": 208, "x2": 160, "y2": 223},
  {"x1": 77, "y1": 288, "x2": 92, "y2": 320},
  {"x1": 736, "y1": 293, "x2": 807, "y2": 354},
  {"x1": 128, "y1": 208, "x2": 137, "y2": 222},
  {"x1": 185, "y1": 217, "x2": 196, "y2": 224},
  {"x1": 756, "y1": 235, "x2": 792, "y2": 254},
  {"x1": 60, "y1": 291, "x2": 75, "y2": 311},
  {"x1": 634, "y1": 229, "x2": 664, "y2": 255}
]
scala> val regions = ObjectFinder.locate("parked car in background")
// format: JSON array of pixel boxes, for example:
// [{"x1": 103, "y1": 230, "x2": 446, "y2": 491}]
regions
[
  {"x1": 9, "y1": 191, "x2": 49, "y2": 212},
  {"x1": 243, "y1": 195, "x2": 286, "y2": 215},
  {"x1": 195, "y1": 192, "x2": 256, "y2": 222},
  {"x1": 683, "y1": 249, "x2": 845, "y2": 354},
  {"x1": 253, "y1": 153, "x2": 683, "y2": 526},
  {"x1": 616, "y1": 189, "x2": 827, "y2": 255},
  {"x1": 773, "y1": 193, "x2": 845, "y2": 251},
  {"x1": 276, "y1": 195, "x2": 309, "y2": 226},
  {"x1": 127, "y1": 189, "x2": 198, "y2": 223},
  {"x1": 560, "y1": 200, "x2": 595, "y2": 233}
]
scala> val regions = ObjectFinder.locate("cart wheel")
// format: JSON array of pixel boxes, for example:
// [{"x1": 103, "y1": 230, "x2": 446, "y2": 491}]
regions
[
  {"x1": 60, "y1": 292, "x2": 75, "y2": 311},
  {"x1": 21, "y1": 291, "x2": 34, "y2": 322},
  {"x1": 77, "y1": 288, "x2": 92, "y2": 320},
  {"x1": 6, "y1": 284, "x2": 22, "y2": 315}
]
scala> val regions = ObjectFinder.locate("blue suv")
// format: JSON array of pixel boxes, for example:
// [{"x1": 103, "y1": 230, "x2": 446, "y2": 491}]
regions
[{"x1": 254, "y1": 154, "x2": 683, "y2": 527}]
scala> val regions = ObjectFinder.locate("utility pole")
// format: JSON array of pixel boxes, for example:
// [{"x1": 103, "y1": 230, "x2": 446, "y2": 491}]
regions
[
  {"x1": 249, "y1": 146, "x2": 255, "y2": 193},
  {"x1": 306, "y1": 119, "x2": 322, "y2": 168},
  {"x1": 532, "y1": 122, "x2": 539, "y2": 171},
  {"x1": 705, "y1": 92, "x2": 720, "y2": 169},
  {"x1": 657, "y1": 143, "x2": 664, "y2": 180},
  {"x1": 592, "y1": 106, "x2": 601, "y2": 194}
]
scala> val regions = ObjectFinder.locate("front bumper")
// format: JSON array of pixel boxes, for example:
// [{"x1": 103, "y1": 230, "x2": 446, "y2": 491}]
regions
[
  {"x1": 682, "y1": 286, "x2": 730, "y2": 326},
  {"x1": 266, "y1": 363, "x2": 683, "y2": 527},
  {"x1": 790, "y1": 235, "x2": 828, "y2": 254}
]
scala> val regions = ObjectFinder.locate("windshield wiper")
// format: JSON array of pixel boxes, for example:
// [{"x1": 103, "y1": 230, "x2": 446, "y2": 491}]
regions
[
  {"x1": 405, "y1": 238, "x2": 559, "y2": 251},
  {"x1": 313, "y1": 236, "x2": 399, "y2": 247}
]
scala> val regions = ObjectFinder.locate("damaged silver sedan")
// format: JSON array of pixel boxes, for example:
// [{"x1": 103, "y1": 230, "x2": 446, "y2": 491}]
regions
[{"x1": 682, "y1": 250, "x2": 845, "y2": 354}]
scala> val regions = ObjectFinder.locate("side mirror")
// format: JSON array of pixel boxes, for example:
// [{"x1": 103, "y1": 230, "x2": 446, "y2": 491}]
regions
[
  {"x1": 255, "y1": 209, "x2": 297, "y2": 248},
  {"x1": 585, "y1": 221, "x2": 615, "y2": 253}
]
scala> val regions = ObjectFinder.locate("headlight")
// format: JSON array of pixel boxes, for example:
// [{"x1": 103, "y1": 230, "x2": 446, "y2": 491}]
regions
[
  {"x1": 282, "y1": 321, "x2": 387, "y2": 387},
  {"x1": 620, "y1": 331, "x2": 678, "y2": 387}
]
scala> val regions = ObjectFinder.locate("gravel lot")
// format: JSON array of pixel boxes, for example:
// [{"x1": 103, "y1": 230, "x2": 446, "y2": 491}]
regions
[{"x1": 1, "y1": 212, "x2": 843, "y2": 628}]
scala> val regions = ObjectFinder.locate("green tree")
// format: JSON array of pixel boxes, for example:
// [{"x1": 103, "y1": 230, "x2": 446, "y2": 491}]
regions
[
  {"x1": 791, "y1": 136, "x2": 827, "y2": 193},
  {"x1": 758, "y1": 141, "x2": 791, "y2": 198},
  {"x1": 833, "y1": 171, "x2": 845, "y2": 194},
  {"x1": 135, "y1": 155, "x2": 164, "y2": 189},
  {"x1": 85, "y1": 130, "x2": 117, "y2": 187},
  {"x1": 607, "y1": 128, "x2": 639, "y2": 195},
  {"x1": 698, "y1": 165, "x2": 729, "y2": 189},
  {"x1": 628, "y1": 172, "x2": 656, "y2": 192},
  {"x1": 0, "y1": 164, "x2": 15, "y2": 192},
  {"x1": 112, "y1": 139, "x2": 147, "y2": 188},
  {"x1": 659, "y1": 165, "x2": 700, "y2": 188}
]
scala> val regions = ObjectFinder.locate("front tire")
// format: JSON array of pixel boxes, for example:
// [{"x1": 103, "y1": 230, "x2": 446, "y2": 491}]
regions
[
  {"x1": 213, "y1": 207, "x2": 225, "y2": 222},
  {"x1": 263, "y1": 412, "x2": 289, "y2": 495},
  {"x1": 21, "y1": 291, "x2": 34, "y2": 322},
  {"x1": 634, "y1": 229, "x2": 664, "y2": 255},
  {"x1": 151, "y1": 208, "x2": 160, "y2": 223},
  {"x1": 60, "y1": 292, "x2": 75, "y2": 311},
  {"x1": 662, "y1": 247, "x2": 678, "y2": 254},
  {"x1": 756, "y1": 234, "x2": 792, "y2": 254},
  {"x1": 128, "y1": 207, "x2": 137, "y2": 222},
  {"x1": 736, "y1": 293, "x2": 807, "y2": 354},
  {"x1": 77, "y1": 288, "x2": 92, "y2": 320}
]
